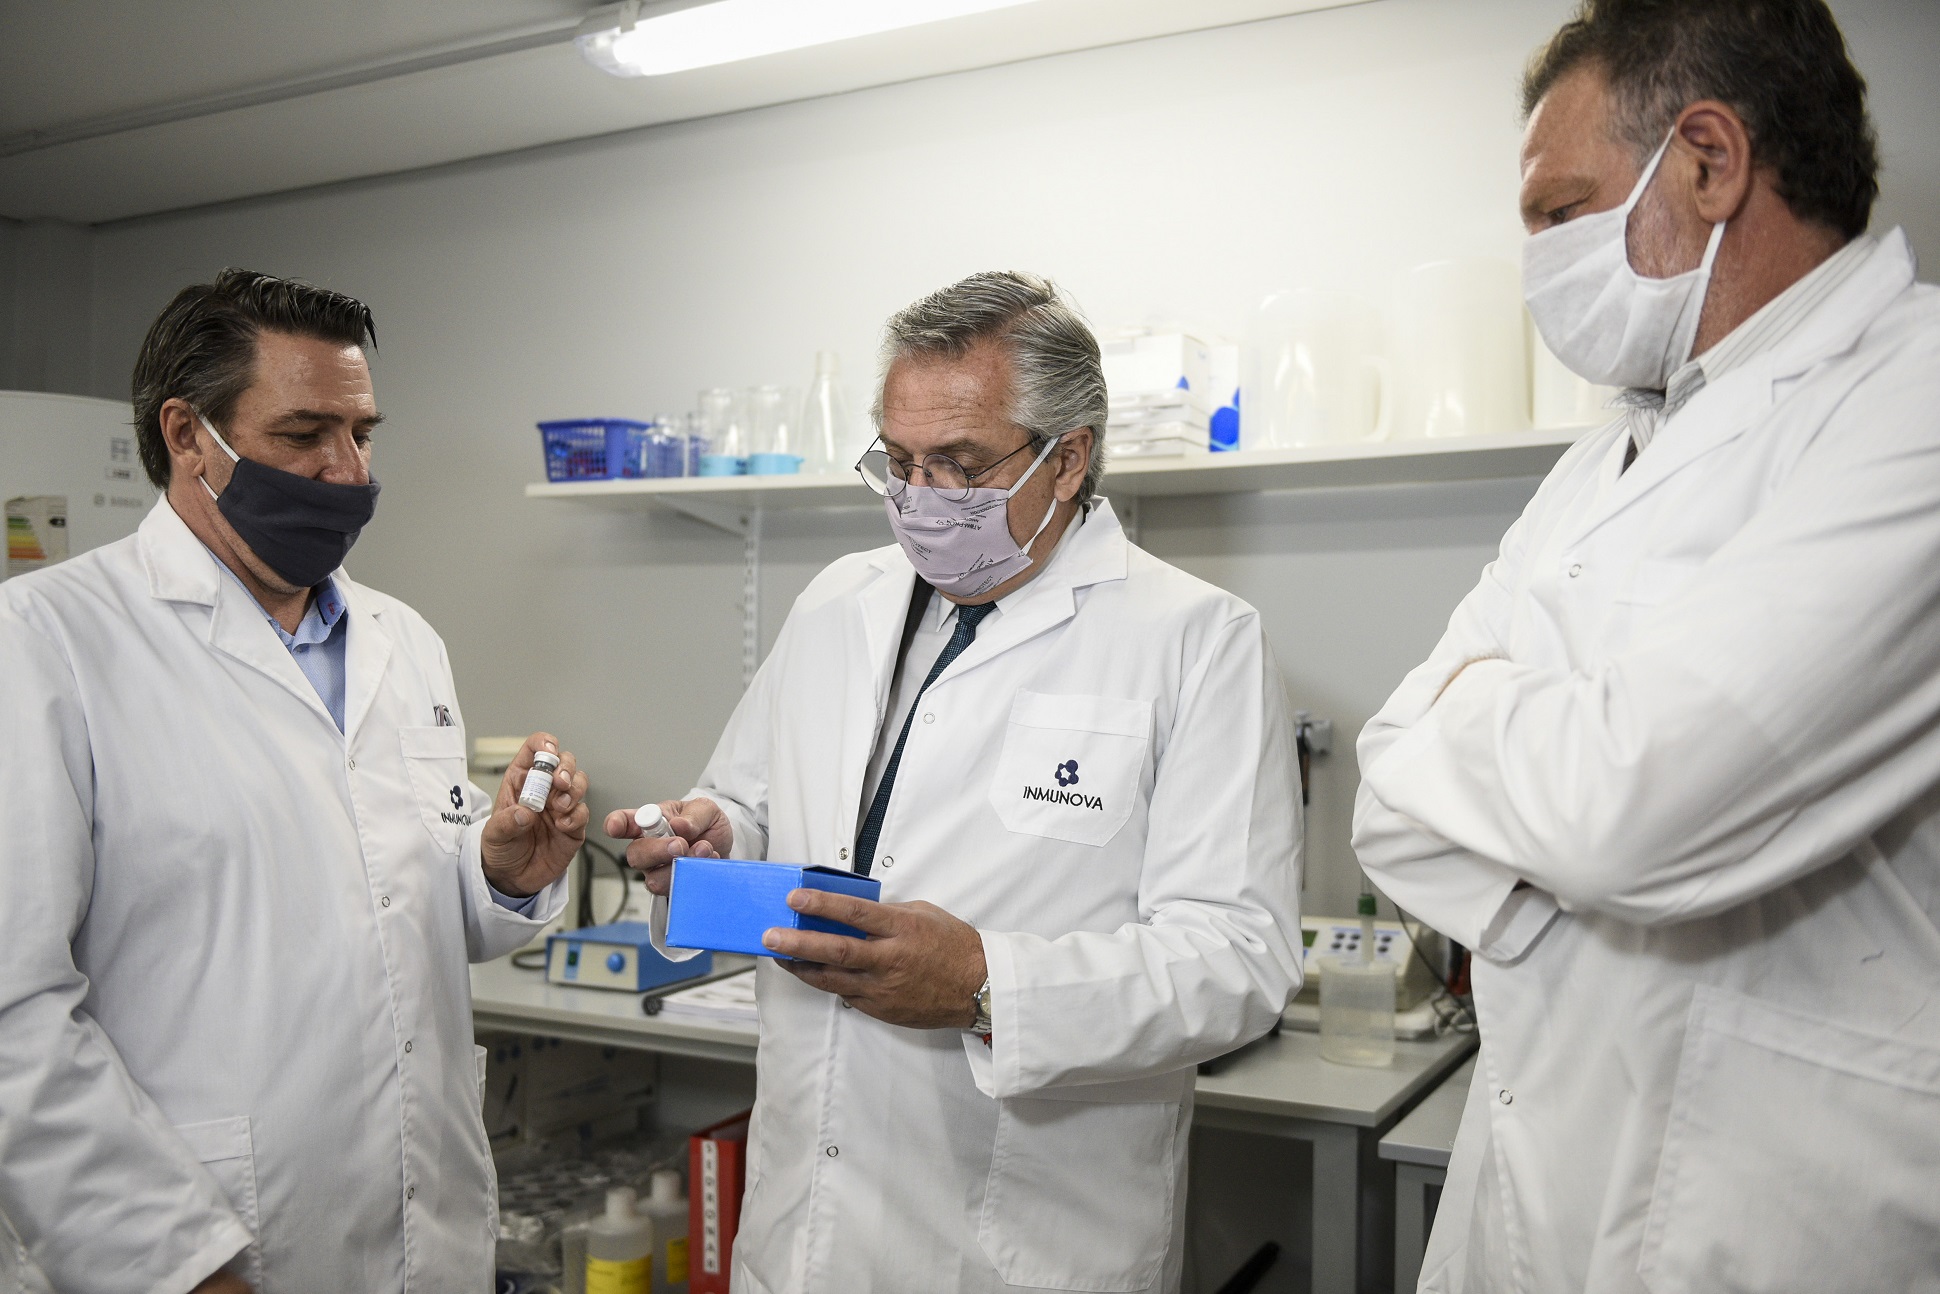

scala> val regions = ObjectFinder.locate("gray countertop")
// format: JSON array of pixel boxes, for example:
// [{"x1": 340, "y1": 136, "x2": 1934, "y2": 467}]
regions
[
  {"x1": 471, "y1": 956, "x2": 1477, "y2": 1128},
  {"x1": 1378, "y1": 1056, "x2": 1476, "y2": 1167}
]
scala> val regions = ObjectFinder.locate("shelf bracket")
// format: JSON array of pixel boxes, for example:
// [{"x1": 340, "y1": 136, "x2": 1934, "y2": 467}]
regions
[{"x1": 657, "y1": 497, "x2": 751, "y2": 536}]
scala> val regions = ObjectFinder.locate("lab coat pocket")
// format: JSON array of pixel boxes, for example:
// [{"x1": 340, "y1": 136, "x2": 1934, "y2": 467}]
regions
[
  {"x1": 176, "y1": 1116, "x2": 263, "y2": 1292},
  {"x1": 990, "y1": 692, "x2": 1151, "y2": 848},
  {"x1": 400, "y1": 725, "x2": 471, "y2": 854},
  {"x1": 1638, "y1": 986, "x2": 1940, "y2": 1294},
  {"x1": 979, "y1": 1079, "x2": 1184, "y2": 1291}
]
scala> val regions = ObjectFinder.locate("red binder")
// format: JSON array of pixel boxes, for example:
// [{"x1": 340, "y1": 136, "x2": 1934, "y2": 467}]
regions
[{"x1": 689, "y1": 1110, "x2": 752, "y2": 1294}]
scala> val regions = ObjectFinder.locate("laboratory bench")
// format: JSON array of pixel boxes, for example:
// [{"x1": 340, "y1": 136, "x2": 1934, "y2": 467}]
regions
[
  {"x1": 472, "y1": 955, "x2": 1476, "y2": 1294},
  {"x1": 1379, "y1": 1055, "x2": 1476, "y2": 1292}
]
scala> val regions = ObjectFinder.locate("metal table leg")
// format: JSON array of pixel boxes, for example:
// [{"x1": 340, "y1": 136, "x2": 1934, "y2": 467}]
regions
[
  {"x1": 1308, "y1": 1121, "x2": 1361, "y2": 1294},
  {"x1": 1393, "y1": 1162, "x2": 1443, "y2": 1293}
]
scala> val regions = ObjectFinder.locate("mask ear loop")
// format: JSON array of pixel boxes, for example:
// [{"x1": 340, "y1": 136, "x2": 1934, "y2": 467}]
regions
[
  {"x1": 194, "y1": 410, "x2": 242, "y2": 501},
  {"x1": 1005, "y1": 432, "x2": 1071, "y2": 552}
]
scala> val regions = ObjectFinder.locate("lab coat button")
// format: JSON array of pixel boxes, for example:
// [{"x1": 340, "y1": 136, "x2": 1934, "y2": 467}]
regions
[
  {"x1": 880, "y1": 856, "x2": 895, "y2": 869},
  {"x1": 404, "y1": 1040, "x2": 413, "y2": 1053},
  {"x1": 347, "y1": 757, "x2": 357, "y2": 770},
  {"x1": 826, "y1": 1145, "x2": 839, "y2": 1157},
  {"x1": 923, "y1": 713, "x2": 935, "y2": 724},
  {"x1": 406, "y1": 1185, "x2": 415, "y2": 1200},
  {"x1": 838, "y1": 847, "x2": 849, "y2": 861},
  {"x1": 1498, "y1": 1088, "x2": 1513, "y2": 1105},
  {"x1": 380, "y1": 895, "x2": 391, "y2": 908},
  {"x1": 1567, "y1": 564, "x2": 1582, "y2": 579}
]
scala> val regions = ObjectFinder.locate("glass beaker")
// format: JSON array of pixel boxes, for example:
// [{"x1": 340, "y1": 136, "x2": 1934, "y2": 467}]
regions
[
  {"x1": 800, "y1": 350, "x2": 851, "y2": 472},
  {"x1": 1318, "y1": 955, "x2": 1396, "y2": 1067}
]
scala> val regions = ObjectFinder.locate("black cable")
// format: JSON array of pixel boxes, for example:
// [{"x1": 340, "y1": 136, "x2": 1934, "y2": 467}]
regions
[
  {"x1": 1391, "y1": 909, "x2": 1478, "y2": 1033},
  {"x1": 581, "y1": 836, "x2": 634, "y2": 926}
]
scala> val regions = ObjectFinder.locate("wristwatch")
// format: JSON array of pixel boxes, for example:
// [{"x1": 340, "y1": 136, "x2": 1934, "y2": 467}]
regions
[{"x1": 970, "y1": 976, "x2": 993, "y2": 1035}]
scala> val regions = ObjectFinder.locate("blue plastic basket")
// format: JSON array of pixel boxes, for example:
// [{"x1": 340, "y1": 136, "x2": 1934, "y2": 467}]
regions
[{"x1": 538, "y1": 419, "x2": 653, "y2": 482}]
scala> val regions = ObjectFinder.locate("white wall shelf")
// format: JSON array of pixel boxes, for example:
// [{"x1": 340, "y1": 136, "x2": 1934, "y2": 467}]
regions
[{"x1": 523, "y1": 426, "x2": 1591, "y2": 513}]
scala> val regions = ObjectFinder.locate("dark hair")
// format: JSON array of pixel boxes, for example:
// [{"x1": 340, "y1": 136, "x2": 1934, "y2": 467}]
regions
[
  {"x1": 1522, "y1": 0, "x2": 1878, "y2": 239},
  {"x1": 131, "y1": 269, "x2": 376, "y2": 488}
]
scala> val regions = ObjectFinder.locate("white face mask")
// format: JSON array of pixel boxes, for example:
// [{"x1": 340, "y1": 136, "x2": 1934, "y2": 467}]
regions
[{"x1": 1522, "y1": 133, "x2": 1727, "y2": 390}]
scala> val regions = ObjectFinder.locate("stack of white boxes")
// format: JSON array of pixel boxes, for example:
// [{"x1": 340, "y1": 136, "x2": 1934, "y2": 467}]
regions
[{"x1": 1099, "y1": 329, "x2": 1241, "y2": 457}]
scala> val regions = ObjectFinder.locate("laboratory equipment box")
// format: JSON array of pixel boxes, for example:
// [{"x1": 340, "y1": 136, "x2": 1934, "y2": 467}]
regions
[
  {"x1": 665, "y1": 857, "x2": 879, "y2": 958},
  {"x1": 545, "y1": 921, "x2": 712, "y2": 991}
]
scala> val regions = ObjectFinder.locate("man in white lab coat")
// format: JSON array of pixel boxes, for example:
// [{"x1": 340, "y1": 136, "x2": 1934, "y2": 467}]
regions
[
  {"x1": 608, "y1": 271, "x2": 1303, "y2": 1293},
  {"x1": 1355, "y1": 2, "x2": 1940, "y2": 1290},
  {"x1": 0, "y1": 270, "x2": 588, "y2": 1293}
]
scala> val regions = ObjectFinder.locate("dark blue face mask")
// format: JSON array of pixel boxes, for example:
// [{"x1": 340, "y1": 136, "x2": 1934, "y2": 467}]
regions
[{"x1": 197, "y1": 412, "x2": 381, "y2": 589}]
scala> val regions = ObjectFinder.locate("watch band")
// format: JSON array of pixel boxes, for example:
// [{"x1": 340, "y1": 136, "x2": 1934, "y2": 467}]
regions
[{"x1": 970, "y1": 976, "x2": 993, "y2": 1035}]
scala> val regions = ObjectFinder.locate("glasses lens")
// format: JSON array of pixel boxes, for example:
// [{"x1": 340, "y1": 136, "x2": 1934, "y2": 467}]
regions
[
  {"x1": 856, "y1": 449, "x2": 903, "y2": 496},
  {"x1": 922, "y1": 454, "x2": 975, "y2": 502}
]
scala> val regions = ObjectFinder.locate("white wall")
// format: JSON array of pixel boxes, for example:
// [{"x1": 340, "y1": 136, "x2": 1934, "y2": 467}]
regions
[{"x1": 83, "y1": 0, "x2": 1940, "y2": 931}]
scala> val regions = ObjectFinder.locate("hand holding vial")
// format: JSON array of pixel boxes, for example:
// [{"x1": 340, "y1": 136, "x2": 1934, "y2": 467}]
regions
[{"x1": 602, "y1": 797, "x2": 734, "y2": 896}]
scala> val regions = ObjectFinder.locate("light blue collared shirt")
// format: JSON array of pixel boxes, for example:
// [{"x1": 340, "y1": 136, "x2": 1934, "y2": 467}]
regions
[
  {"x1": 219, "y1": 564, "x2": 349, "y2": 730},
  {"x1": 214, "y1": 557, "x2": 538, "y2": 914}
]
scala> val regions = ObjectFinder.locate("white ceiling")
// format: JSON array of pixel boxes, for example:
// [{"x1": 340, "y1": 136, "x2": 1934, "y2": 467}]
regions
[{"x1": 0, "y1": 0, "x2": 1370, "y2": 225}]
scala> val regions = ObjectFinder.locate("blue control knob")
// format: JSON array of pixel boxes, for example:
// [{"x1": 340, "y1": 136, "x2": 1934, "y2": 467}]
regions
[{"x1": 606, "y1": 951, "x2": 627, "y2": 973}]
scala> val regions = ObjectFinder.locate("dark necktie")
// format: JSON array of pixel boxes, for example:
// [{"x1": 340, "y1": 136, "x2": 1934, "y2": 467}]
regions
[{"x1": 853, "y1": 600, "x2": 996, "y2": 876}]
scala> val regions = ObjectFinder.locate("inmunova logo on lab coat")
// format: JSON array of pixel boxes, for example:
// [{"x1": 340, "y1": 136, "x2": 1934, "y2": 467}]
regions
[
  {"x1": 441, "y1": 784, "x2": 473, "y2": 826},
  {"x1": 1024, "y1": 759, "x2": 1103, "y2": 810}
]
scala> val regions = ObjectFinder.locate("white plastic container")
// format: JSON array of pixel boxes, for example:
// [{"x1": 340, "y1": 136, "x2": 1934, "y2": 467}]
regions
[
  {"x1": 640, "y1": 1168, "x2": 690, "y2": 1294},
  {"x1": 586, "y1": 1186, "x2": 652, "y2": 1294}
]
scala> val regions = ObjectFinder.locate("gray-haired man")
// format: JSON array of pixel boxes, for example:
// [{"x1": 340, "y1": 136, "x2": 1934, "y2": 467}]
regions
[{"x1": 607, "y1": 271, "x2": 1303, "y2": 1292}]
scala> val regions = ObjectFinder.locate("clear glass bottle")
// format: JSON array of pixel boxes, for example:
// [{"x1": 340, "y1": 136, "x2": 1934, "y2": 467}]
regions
[{"x1": 799, "y1": 350, "x2": 851, "y2": 473}]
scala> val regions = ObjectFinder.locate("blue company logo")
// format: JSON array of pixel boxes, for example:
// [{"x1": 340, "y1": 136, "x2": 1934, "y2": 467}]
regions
[
  {"x1": 1024, "y1": 758, "x2": 1102, "y2": 811},
  {"x1": 449, "y1": 785, "x2": 464, "y2": 809}
]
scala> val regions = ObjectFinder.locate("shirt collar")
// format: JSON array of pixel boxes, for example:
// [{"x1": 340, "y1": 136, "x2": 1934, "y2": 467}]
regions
[{"x1": 212, "y1": 557, "x2": 345, "y2": 649}]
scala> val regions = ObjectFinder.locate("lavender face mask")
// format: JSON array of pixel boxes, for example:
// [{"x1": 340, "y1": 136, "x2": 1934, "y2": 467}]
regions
[{"x1": 883, "y1": 434, "x2": 1063, "y2": 599}]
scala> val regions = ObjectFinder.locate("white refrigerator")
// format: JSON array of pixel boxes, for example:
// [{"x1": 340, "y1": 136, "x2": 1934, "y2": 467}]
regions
[{"x1": 2, "y1": 390, "x2": 157, "y2": 582}]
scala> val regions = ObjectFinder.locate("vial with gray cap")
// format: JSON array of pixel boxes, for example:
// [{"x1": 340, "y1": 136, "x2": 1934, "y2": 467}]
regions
[
  {"x1": 634, "y1": 803, "x2": 676, "y2": 838},
  {"x1": 517, "y1": 750, "x2": 561, "y2": 814}
]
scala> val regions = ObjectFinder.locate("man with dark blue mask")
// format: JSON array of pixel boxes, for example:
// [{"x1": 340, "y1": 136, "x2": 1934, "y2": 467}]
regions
[{"x1": 0, "y1": 270, "x2": 590, "y2": 1293}]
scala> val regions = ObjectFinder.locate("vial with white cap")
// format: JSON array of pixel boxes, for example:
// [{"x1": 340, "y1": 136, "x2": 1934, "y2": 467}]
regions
[
  {"x1": 635, "y1": 803, "x2": 676, "y2": 838},
  {"x1": 517, "y1": 750, "x2": 561, "y2": 814}
]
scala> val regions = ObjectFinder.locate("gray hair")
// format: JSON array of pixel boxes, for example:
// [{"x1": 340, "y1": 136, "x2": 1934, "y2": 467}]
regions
[{"x1": 872, "y1": 270, "x2": 1108, "y2": 504}]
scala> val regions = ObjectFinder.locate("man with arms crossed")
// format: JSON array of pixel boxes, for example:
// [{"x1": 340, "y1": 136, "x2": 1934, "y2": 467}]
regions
[
  {"x1": 609, "y1": 272, "x2": 1303, "y2": 1293},
  {"x1": 0, "y1": 271, "x2": 586, "y2": 1292},
  {"x1": 1356, "y1": 2, "x2": 1940, "y2": 1290}
]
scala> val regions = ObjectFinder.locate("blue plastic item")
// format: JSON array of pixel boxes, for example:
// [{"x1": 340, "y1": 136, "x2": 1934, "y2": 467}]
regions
[
  {"x1": 747, "y1": 452, "x2": 804, "y2": 476},
  {"x1": 544, "y1": 921, "x2": 713, "y2": 991},
  {"x1": 698, "y1": 454, "x2": 747, "y2": 477},
  {"x1": 665, "y1": 857, "x2": 879, "y2": 958},
  {"x1": 538, "y1": 419, "x2": 654, "y2": 482},
  {"x1": 1210, "y1": 389, "x2": 1241, "y2": 453}
]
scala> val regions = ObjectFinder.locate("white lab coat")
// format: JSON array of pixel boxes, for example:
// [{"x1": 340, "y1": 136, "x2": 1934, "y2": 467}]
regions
[
  {"x1": 0, "y1": 500, "x2": 562, "y2": 1294},
  {"x1": 1354, "y1": 229, "x2": 1940, "y2": 1293},
  {"x1": 656, "y1": 501, "x2": 1303, "y2": 1294}
]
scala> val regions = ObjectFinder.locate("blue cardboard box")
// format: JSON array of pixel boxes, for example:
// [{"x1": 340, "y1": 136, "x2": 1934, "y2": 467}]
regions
[
  {"x1": 665, "y1": 857, "x2": 880, "y2": 958},
  {"x1": 544, "y1": 921, "x2": 713, "y2": 991}
]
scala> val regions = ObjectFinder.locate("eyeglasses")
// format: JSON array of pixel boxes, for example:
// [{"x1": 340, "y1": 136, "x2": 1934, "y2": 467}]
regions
[{"x1": 854, "y1": 438, "x2": 1044, "y2": 502}]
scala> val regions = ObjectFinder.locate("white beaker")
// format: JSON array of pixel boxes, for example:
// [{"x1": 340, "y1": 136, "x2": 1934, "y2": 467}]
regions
[{"x1": 1319, "y1": 955, "x2": 1396, "y2": 1067}]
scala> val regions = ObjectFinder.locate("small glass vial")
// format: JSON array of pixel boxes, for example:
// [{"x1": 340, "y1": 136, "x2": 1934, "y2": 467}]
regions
[
  {"x1": 635, "y1": 803, "x2": 676, "y2": 838},
  {"x1": 517, "y1": 750, "x2": 561, "y2": 813}
]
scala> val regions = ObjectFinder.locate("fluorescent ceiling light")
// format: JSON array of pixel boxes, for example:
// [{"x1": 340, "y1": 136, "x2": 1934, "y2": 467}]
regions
[{"x1": 577, "y1": 0, "x2": 1044, "y2": 77}]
